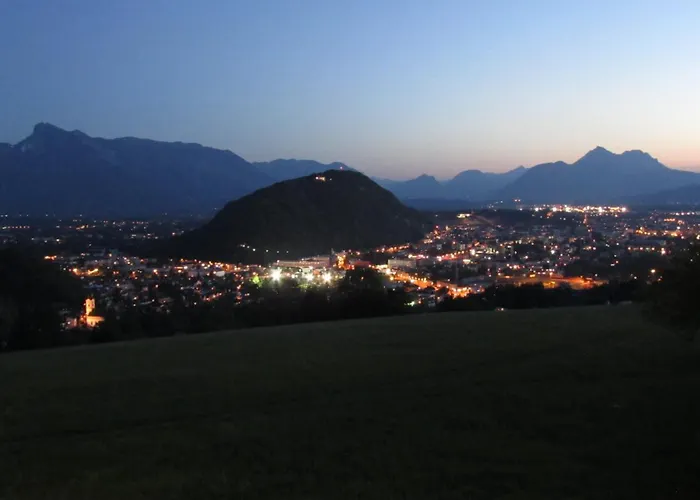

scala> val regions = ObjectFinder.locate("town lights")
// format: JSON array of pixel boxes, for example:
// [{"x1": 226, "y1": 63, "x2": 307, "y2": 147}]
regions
[
  {"x1": 271, "y1": 268, "x2": 282, "y2": 281},
  {"x1": 323, "y1": 272, "x2": 332, "y2": 283}
]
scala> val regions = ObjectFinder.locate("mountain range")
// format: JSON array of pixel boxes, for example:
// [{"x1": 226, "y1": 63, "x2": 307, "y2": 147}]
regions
[
  {"x1": 497, "y1": 147, "x2": 700, "y2": 204},
  {"x1": 1, "y1": 123, "x2": 699, "y2": 216},
  {"x1": 377, "y1": 149, "x2": 700, "y2": 205},
  {"x1": 0, "y1": 123, "x2": 272, "y2": 216},
  {"x1": 166, "y1": 170, "x2": 428, "y2": 261},
  {"x1": 374, "y1": 167, "x2": 529, "y2": 201}
]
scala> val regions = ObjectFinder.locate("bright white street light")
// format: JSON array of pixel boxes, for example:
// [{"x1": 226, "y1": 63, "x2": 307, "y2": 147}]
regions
[{"x1": 271, "y1": 268, "x2": 282, "y2": 281}]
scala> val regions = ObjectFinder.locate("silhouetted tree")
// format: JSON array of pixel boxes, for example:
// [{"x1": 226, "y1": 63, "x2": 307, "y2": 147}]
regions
[
  {"x1": 648, "y1": 245, "x2": 700, "y2": 340},
  {"x1": 0, "y1": 247, "x2": 85, "y2": 350},
  {"x1": 339, "y1": 268, "x2": 385, "y2": 294},
  {"x1": 0, "y1": 296, "x2": 18, "y2": 350}
]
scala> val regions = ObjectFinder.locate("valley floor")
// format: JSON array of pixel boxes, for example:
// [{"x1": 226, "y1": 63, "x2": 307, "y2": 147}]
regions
[{"x1": 2, "y1": 307, "x2": 699, "y2": 499}]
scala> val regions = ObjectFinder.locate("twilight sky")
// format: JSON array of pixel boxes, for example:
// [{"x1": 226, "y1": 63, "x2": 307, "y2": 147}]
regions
[{"x1": 1, "y1": 0, "x2": 699, "y2": 179}]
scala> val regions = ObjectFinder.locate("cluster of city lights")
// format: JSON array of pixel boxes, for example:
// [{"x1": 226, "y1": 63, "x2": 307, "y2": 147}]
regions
[
  {"x1": 533, "y1": 205, "x2": 628, "y2": 214},
  {"x1": 270, "y1": 267, "x2": 333, "y2": 284}
]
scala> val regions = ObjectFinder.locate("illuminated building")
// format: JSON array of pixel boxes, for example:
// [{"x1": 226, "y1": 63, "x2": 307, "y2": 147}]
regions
[{"x1": 82, "y1": 297, "x2": 104, "y2": 328}]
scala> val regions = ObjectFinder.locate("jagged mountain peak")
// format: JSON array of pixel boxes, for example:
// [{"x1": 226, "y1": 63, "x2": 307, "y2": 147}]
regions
[
  {"x1": 621, "y1": 149, "x2": 654, "y2": 160},
  {"x1": 576, "y1": 146, "x2": 615, "y2": 164},
  {"x1": 28, "y1": 122, "x2": 88, "y2": 141},
  {"x1": 32, "y1": 122, "x2": 67, "y2": 135}
]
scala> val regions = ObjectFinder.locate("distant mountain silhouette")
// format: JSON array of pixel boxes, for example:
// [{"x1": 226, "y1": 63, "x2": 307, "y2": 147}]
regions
[
  {"x1": 166, "y1": 170, "x2": 428, "y2": 261},
  {"x1": 627, "y1": 184, "x2": 700, "y2": 206},
  {"x1": 3, "y1": 125, "x2": 699, "y2": 216},
  {"x1": 255, "y1": 159, "x2": 356, "y2": 181},
  {"x1": 0, "y1": 123, "x2": 274, "y2": 216},
  {"x1": 377, "y1": 167, "x2": 528, "y2": 201},
  {"x1": 378, "y1": 150, "x2": 700, "y2": 204},
  {"x1": 496, "y1": 147, "x2": 700, "y2": 203},
  {"x1": 402, "y1": 198, "x2": 483, "y2": 211},
  {"x1": 445, "y1": 166, "x2": 527, "y2": 199},
  {"x1": 383, "y1": 174, "x2": 445, "y2": 199}
]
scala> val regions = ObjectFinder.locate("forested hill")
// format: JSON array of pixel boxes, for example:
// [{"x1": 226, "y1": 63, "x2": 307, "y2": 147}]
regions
[{"x1": 167, "y1": 170, "x2": 429, "y2": 262}]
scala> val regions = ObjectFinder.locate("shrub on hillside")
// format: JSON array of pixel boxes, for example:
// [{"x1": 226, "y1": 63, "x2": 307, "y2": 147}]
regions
[{"x1": 647, "y1": 245, "x2": 700, "y2": 340}]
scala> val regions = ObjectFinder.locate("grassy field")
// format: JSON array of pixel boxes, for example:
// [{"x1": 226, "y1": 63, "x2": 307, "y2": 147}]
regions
[{"x1": 1, "y1": 307, "x2": 699, "y2": 499}]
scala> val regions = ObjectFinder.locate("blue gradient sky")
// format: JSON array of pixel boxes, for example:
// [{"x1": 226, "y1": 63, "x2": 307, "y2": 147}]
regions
[{"x1": 1, "y1": 0, "x2": 699, "y2": 179}]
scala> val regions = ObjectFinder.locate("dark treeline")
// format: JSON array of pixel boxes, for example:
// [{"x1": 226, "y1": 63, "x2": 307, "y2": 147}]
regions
[
  {"x1": 93, "y1": 288, "x2": 413, "y2": 343},
  {"x1": 32, "y1": 280, "x2": 650, "y2": 350},
  {"x1": 646, "y1": 245, "x2": 700, "y2": 340},
  {"x1": 0, "y1": 247, "x2": 86, "y2": 351},
  {"x1": 438, "y1": 281, "x2": 646, "y2": 312},
  {"x1": 93, "y1": 268, "x2": 411, "y2": 342}
]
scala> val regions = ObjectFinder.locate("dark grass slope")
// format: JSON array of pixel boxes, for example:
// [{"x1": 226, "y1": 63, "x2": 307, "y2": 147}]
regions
[{"x1": 2, "y1": 307, "x2": 700, "y2": 499}]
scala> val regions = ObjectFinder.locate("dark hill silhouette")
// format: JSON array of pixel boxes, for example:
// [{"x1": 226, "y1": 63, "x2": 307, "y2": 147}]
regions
[
  {"x1": 0, "y1": 123, "x2": 274, "y2": 216},
  {"x1": 166, "y1": 170, "x2": 428, "y2": 262}
]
